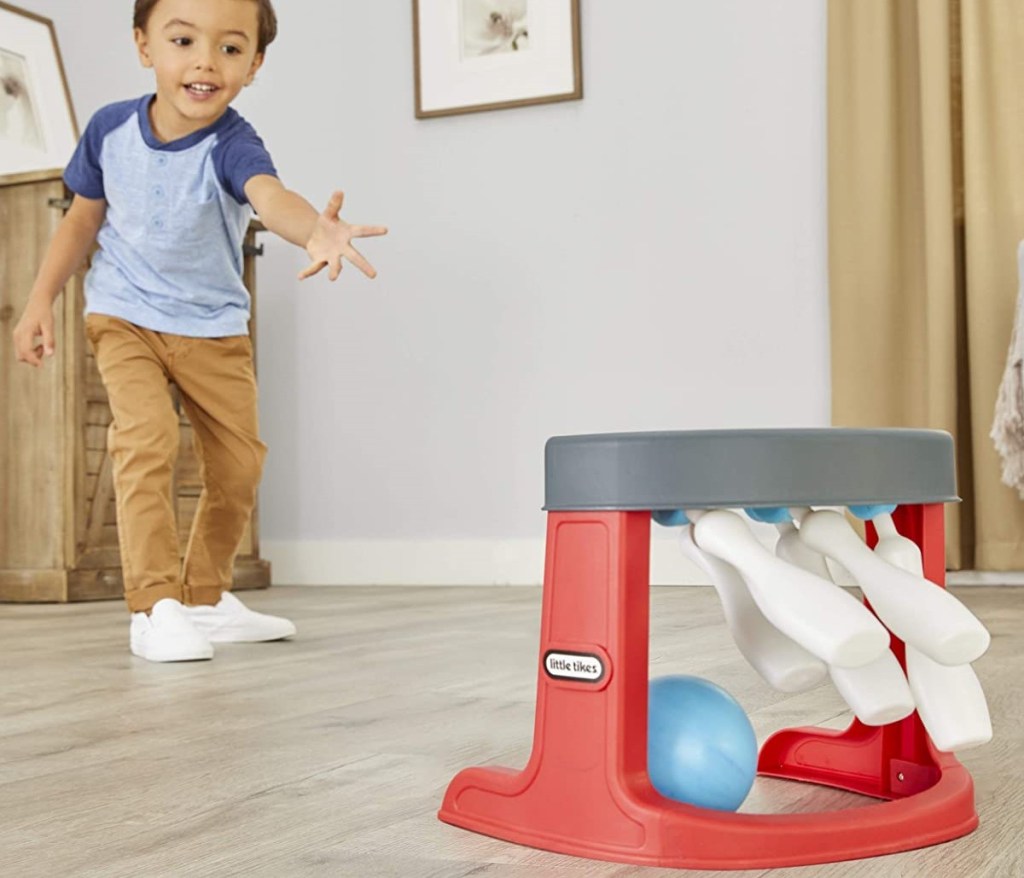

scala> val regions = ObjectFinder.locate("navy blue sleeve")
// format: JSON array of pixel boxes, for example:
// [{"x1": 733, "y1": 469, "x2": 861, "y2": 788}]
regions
[
  {"x1": 63, "y1": 99, "x2": 137, "y2": 200},
  {"x1": 213, "y1": 120, "x2": 278, "y2": 205}
]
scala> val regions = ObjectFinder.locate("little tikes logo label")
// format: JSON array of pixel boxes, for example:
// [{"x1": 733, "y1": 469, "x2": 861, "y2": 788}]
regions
[{"x1": 544, "y1": 650, "x2": 605, "y2": 683}]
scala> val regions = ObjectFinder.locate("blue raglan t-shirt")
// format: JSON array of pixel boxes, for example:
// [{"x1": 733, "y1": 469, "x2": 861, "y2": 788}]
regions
[{"x1": 64, "y1": 95, "x2": 277, "y2": 337}]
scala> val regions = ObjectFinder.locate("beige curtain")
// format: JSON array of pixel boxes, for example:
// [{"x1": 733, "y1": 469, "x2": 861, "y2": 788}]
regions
[{"x1": 828, "y1": 0, "x2": 1024, "y2": 569}]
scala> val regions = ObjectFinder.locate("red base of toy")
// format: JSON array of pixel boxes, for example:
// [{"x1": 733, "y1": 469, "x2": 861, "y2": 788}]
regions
[{"x1": 438, "y1": 504, "x2": 979, "y2": 869}]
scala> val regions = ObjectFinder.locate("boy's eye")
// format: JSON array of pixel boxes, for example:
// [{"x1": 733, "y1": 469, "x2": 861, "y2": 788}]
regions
[
  {"x1": 172, "y1": 36, "x2": 192, "y2": 47},
  {"x1": 222, "y1": 45, "x2": 242, "y2": 55}
]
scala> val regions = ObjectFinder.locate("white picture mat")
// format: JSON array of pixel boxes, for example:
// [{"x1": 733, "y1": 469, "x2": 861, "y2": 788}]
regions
[
  {"x1": 0, "y1": 8, "x2": 76, "y2": 176},
  {"x1": 419, "y1": 0, "x2": 576, "y2": 112}
]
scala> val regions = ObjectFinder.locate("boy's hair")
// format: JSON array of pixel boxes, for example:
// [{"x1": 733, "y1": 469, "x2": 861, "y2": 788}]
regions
[{"x1": 133, "y1": 0, "x2": 278, "y2": 54}]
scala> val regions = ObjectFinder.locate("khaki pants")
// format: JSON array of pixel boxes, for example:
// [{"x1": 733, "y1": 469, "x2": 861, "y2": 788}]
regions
[{"x1": 85, "y1": 315, "x2": 267, "y2": 613}]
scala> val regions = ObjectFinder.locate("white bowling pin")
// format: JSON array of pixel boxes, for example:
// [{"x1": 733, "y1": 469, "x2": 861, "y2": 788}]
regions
[
  {"x1": 773, "y1": 520, "x2": 915, "y2": 726},
  {"x1": 687, "y1": 509, "x2": 890, "y2": 668},
  {"x1": 775, "y1": 521, "x2": 831, "y2": 577},
  {"x1": 796, "y1": 509, "x2": 990, "y2": 665},
  {"x1": 828, "y1": 656, "x2": 916, "y2": 726},
  {"x1": 679, "y1": 527, "x2": 827, "y2": 693},
  {"x1": 872, "y1": 514, "x2": 992, "y2": 752}
]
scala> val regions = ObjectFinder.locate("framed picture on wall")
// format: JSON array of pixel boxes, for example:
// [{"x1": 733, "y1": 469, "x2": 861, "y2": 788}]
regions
[
  {"x1": 0, "y1": 2, "x2": 78, "y2": 181},
  {"x1": 413, "y1": 0, "x2": 582, "y2": 119}
]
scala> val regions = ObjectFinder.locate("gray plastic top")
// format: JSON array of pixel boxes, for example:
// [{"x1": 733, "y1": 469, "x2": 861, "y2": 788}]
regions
[{"x1": 543, "y1": 429, "x2": 958, "y2": 511}]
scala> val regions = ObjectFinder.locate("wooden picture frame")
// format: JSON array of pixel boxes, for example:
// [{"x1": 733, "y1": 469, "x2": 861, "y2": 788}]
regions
[
  {"x1": 413, "y1": 0, "x2": 582, "y2": 119},
  {"x1": 0, "y1": 1, "x2": 78, "y2": 183}
]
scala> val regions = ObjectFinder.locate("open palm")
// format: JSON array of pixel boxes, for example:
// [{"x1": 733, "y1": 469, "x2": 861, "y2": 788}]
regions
[{"x1": 300, "y1": 190, "x2": 388, "y2": 281}]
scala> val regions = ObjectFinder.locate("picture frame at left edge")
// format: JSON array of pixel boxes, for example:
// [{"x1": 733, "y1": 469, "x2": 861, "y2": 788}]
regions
[
  {"x1": 0, "y1": 1, "x2": 78, "y2": 183},
  {"x1": 413, "y1": 0, "x2": 582, "y2": 119}
]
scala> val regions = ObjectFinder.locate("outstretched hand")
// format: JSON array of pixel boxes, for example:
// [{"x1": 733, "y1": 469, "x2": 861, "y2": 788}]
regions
[{"x1": 299, "y1": 191, "x2": 388, "y2": 281}]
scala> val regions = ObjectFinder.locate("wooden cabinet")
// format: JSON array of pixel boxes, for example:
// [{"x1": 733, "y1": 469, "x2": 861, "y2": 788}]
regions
[{"x1": 0, "y1": 171, "x2": 271, "y2": 602}]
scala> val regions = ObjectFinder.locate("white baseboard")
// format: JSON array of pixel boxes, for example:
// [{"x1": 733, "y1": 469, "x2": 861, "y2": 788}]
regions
[
  {"x1": 262, "y1": 537, "x2": 712, "y2": 586},
  {"x1": 262, "y1": 539, "x2": 1024, "y2": 587},
  {"x1": 947, "y1": 570, "x2": 1024, "y2": 586}
]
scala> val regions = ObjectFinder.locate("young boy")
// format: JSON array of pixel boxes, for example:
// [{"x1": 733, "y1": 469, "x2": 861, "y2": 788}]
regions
[{"x1": 11, "y1": 0, "x2": 386, "y2": 662}]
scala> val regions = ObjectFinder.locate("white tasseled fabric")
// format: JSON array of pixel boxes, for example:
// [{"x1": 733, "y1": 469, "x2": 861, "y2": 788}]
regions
[{"x1": 991, "y1": 240, "x2": 1024, "y2": 497}]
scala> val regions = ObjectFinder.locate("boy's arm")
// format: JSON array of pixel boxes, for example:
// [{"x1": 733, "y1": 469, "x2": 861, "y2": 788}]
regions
[
  {"x1": 244, "y1": 175, "x2": 388, "y2": 281},
  {"x1": 13, "y1": 194, "x2": 107, "y2": 367}
]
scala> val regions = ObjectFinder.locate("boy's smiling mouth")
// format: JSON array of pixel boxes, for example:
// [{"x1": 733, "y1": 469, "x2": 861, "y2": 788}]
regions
[{"x1": 185, "y1": 82, "x2": 220, "y2": 98}]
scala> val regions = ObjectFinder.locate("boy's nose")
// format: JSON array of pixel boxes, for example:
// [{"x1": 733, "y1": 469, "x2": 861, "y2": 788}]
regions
[{"x1": 194, "y1": 51, "x2": 217, "y2": 71}]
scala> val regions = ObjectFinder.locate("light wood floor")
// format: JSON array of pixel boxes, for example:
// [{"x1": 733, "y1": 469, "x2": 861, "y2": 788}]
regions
[{"x1": 1, "y1": 586, "x2": 1020, "y2": 878}]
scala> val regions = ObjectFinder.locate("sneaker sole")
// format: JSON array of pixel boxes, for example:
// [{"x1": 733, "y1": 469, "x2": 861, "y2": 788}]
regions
[
  {"x1": 130, "y1": 640, "x2": 215, "y2": 662},
  {"x1": 204, "y1": 626, "x2": 296, "y2": 644}
]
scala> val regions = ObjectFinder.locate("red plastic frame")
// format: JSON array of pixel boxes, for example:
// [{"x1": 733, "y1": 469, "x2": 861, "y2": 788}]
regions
[{"x1": 438, "y1": 504, "x2": 978, "y2": 869}]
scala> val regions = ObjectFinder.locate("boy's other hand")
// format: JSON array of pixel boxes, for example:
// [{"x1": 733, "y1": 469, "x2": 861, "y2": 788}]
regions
[
  {"x1": 299, "y1": 191, "x2": 388, "y2": 282},
  {"x1": 12, "y1": 303, "x2": 56, "y2": 367}
]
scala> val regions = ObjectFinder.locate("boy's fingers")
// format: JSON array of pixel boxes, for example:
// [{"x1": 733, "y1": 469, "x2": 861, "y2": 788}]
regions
[
  {"x1": 353, "y1": 225, "x2": 388, "y2": 239},
  {"x1": 41, "y1": 323, "x2": 55, "y2": 356},
  {"x1": 323, "y1": 190, "x2": 344, "y2": 220},
  {"x1": 328, "y1": 256, "x2": 343, "y2": 282},
  {"x1": 345, "y1": 245, "x2": 377, "y2": 279},
  {"x1": 298, "y1": 260, "x2": 326, "y2": 280},
  {"x1": 12, "y1": 330, "x2": 38, "y2": 366},
  {"x1": 17, "y1": 346, "x2": 41, "y2": 367}
]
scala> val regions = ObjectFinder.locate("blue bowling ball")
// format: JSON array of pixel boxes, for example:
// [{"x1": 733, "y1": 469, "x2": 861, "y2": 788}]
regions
[{"x1": 647, "y1": 675, "x2": 758, "y2": 811}]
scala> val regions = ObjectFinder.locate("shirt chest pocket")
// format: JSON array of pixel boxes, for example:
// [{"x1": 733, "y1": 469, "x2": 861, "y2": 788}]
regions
[{"x1": 147, "y1": 183, "x2": 232, "y2": 270}]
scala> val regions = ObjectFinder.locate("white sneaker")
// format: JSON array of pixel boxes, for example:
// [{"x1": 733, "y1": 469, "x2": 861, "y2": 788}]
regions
[
  {"x1": 130, "y1": 598, "x2": 214, "y2": 662},
  {"x1": 183, "y1": 592, "x2": 296, "y2": 643}
]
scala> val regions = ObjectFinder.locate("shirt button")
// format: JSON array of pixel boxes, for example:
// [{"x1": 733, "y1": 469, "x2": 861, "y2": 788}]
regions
[
  {"x1": 156, "y1": 155, "x2": 168, "y2": 167},
  {"x1": 153, "y1": 218, "x2": 164, "y2": 229},
  {"x1": 154, "y1": 186, "x2": 164, "y2": 198}
]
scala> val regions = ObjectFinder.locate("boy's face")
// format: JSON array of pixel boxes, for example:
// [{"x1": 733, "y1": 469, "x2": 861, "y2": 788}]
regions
[{"x1": 134, "y1": 0, "x2": 264, "y2": 136}]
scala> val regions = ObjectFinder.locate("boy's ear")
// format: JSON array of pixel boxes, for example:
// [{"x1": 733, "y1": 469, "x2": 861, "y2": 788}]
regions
[
  {"x1": 244, "y1": 52, "x2": 265, "y2": 86},
  {"x1": 134, "y1": 27, "x2": 154, "y2": 68}
]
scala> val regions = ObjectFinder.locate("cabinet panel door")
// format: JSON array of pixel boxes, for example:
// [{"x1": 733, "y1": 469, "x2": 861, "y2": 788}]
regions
[{"x1": 0, "y1": 180, "x2": 66, "y2": 569}]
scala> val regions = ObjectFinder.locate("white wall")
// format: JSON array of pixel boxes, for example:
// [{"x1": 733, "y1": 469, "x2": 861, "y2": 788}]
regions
[{"x1": 19, "y1": 0, "x2": 829, "y2": 584}]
